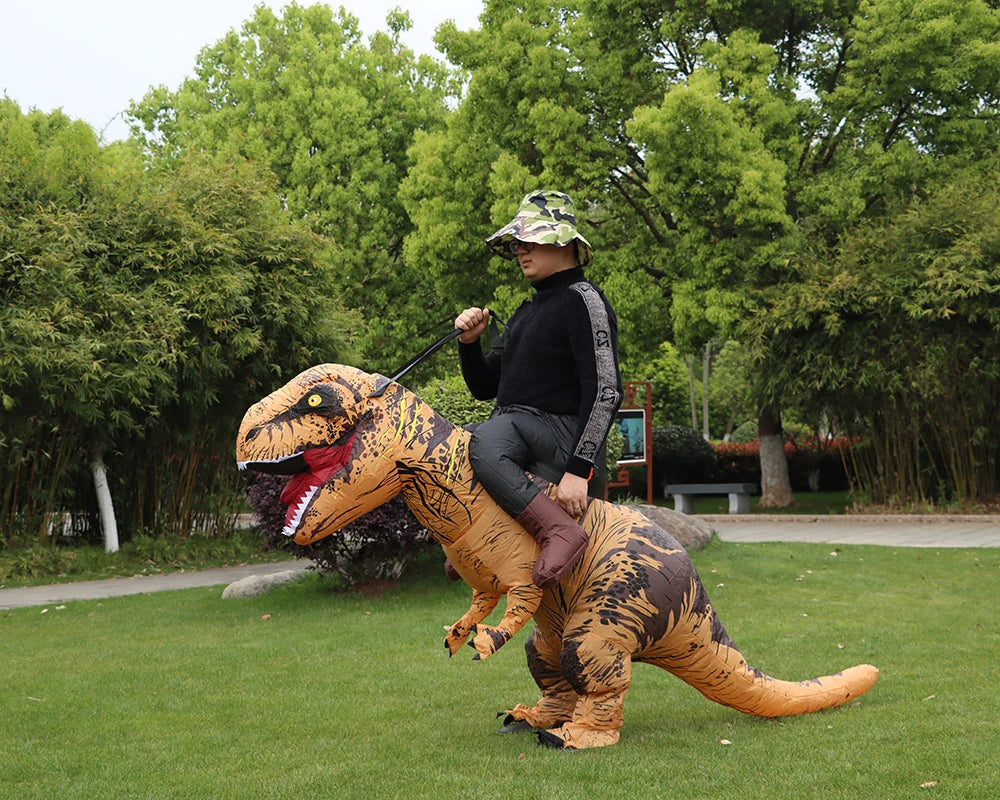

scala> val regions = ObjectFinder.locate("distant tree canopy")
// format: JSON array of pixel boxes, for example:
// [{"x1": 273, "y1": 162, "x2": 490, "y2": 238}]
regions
[
  {"x1": 401, "y1": 0, "x2": 1000, "y2": 504},
  {"x1": 129, "y1": 3, "x2": 456, "y2": 373}
]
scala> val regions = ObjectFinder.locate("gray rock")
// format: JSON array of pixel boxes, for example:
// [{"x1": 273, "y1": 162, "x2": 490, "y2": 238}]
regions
[
  {"x1": 221, "y1": 569, "x2": 304, "y2": 599},
  {"x1": 632, "y1": 504, "x2": 714, "y2": 551}
]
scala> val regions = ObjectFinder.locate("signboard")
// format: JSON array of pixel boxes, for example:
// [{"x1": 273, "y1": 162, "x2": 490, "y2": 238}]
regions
[
  {"x1": 615, "y1": 409, "x2": 647, "y2": 464},
  {"x1": 605, "y1": 380, "x2": 653, "y2": 503}
]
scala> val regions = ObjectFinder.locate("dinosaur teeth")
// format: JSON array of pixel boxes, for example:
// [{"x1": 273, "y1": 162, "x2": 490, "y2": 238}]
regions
[{"x1": 282, "y1": 483, "x2": 320, "y2": 537}]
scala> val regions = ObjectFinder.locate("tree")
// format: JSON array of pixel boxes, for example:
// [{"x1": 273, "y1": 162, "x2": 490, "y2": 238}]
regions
[
  {"x1": 403, "y1": 0, "x2": 1000, "y2": 506},
  {"x1": 747, "y1": 167, "x2": 1000, "y2": 505},
  {"x1": 0, "y1": 99, "x2": 356, "y2": 544},
  {"x1": 128, "y1": 3, "x2": 455, "y2": 373}
]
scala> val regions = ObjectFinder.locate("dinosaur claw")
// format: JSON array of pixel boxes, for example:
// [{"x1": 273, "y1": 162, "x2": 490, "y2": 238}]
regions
[
  {"x1": 498, "y1": 719, "x2": 535, "y2": 734},
  {"x1": 537, "y1": 729, "x2": 573, "y2": 749}
]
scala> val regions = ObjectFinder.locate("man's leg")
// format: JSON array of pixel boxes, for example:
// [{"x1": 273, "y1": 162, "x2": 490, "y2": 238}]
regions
[{"x1": 469, "y1": 411, "x2": 587, "y2": 587}]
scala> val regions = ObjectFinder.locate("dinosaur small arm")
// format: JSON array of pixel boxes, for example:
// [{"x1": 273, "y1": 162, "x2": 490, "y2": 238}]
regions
[{"x1": 235, "y1": 364, "x2": 879, "y2": 750}]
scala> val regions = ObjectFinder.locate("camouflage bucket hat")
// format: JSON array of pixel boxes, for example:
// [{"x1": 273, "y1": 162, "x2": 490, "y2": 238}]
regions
[{"x1": 486, "y1": 189, "x2": 593, "y2": 267}]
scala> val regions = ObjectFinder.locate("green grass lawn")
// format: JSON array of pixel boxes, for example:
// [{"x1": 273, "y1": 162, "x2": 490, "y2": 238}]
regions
[{"x1": 3, "y1": 541, "x2": 999, "y2": 799}]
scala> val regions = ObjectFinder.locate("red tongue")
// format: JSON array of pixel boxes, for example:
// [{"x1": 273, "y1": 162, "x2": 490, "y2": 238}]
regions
[{"x1": 278, "y1": 436, "x2": 356, "y2": 511}]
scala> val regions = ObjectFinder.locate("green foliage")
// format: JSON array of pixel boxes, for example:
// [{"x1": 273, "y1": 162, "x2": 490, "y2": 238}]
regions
[
  {"x1": 412, "y1": 373, "x2": 494, "y2": 428},
  {"x1": 708, "y1": 340, "x2": 756, "y2": 437},
  {"x1": 129, "y1": 3, "x2": 455, "y2": 372},
  {"x1": 620, "y1": 341, "x2": 690, "y2": 426},
  {"x1": 0, "y1": 529, "x2": 285, "y2": 587},
  {"x1": 0, "y1": 99, "x2": 357, "y2": 544},
  {"x1": 604, "y1": 420, "x2": 623, "y2": 476},
  {"x1": 403, "y1": 0, "x2": 1000, "y2": 508},
  {"x1": 650, "y1": 425, "x2": 718, "y2": 491},
  {"x1": 747, "y1": 167, "x2": 1000, "y2": 503}
]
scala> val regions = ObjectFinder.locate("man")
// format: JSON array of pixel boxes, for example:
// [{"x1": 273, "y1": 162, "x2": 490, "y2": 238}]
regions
[{"x1": 455, "y1": 189, "x2": 622, "y2": 588}]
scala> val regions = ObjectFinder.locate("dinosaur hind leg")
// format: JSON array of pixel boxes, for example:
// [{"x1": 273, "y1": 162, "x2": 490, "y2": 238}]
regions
[
  {"x1": 537, "y1": 633, "x2": 633, "y2": 750},
  {"x1": 502, "y1": 629, "x2": 578, "y2": 732}
]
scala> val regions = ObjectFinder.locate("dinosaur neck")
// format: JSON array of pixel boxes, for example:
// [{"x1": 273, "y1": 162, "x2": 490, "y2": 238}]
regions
[{"x1": 381, "y1": 383, "x2": 481, "y2": 546}]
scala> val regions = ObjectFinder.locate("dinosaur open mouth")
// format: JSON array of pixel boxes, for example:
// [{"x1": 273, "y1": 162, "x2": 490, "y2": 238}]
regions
[{"x1": 277, "y1": 433, "x2": 357, "y2": 537}]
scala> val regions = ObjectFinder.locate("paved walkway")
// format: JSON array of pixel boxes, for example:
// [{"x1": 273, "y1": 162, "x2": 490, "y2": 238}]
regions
[
  {"x1": 705, "y1": 514, "x2": 1000, "y2": 548},
  {"x1": 3, "y1": 515, "x2": 999, "y2": 610},
  {"x1": 0, "y1": 560, "x2": 311, "y2": 611}
]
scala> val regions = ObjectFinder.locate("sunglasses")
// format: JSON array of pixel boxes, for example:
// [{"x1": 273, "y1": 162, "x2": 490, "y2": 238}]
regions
[{"x1": 506, "y1": 239, "x2": 536, "y2": 256}]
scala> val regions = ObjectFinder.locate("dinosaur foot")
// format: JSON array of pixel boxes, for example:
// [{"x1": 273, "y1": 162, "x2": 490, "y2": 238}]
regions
[
  {"x1": 535, "y1": 723, "x2": 620, "y2": 750},
  {"x1": 465, "y1": 624, "x2": 511, "y2": 660}
]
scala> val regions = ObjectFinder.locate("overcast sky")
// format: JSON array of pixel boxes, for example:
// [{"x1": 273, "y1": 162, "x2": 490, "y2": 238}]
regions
[{"x1": 1, "y1": 1, "x2": 483, "y2": 142}]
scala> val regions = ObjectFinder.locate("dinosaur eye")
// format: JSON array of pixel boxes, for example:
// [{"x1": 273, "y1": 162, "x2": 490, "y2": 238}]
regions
[{"x1": 307, "y1": 393, "x2": 323, "y2": 408}]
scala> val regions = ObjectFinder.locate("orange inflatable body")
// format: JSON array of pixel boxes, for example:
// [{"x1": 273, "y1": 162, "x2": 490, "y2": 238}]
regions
[{"x1": 236, "y1": 364, "x2": 878, "y2": 749}]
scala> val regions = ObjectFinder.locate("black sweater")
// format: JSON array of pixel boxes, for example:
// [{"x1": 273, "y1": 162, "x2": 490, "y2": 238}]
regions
[{"x1": 459, "y1": 268, "x2": 622, "y2": 479}]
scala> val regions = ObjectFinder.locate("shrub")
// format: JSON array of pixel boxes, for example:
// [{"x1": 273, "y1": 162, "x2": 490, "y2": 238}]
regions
[
  {"x1": 712, "y1": 437, "x2": 854, "y2": 490},
  {"x1": 651, "y1": 425, "x2": 718, "y2": 494},
  {"x1": 246, "y1": 474, "x2": 432, "y2": 587},
  {"x1": 412, "y1": 375, "x2": 494, "y2": 428}
]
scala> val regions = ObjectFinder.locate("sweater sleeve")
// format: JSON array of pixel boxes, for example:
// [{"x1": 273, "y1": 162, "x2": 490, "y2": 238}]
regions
[
  {"x1": 564, "y1": 284, "x2": 622, "y2": 478},
  {"x1": 458, "y1": 339, "x2": 501, "y2": 401}
]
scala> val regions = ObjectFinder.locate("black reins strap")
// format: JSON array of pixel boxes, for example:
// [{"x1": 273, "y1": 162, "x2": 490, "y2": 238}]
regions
[
  {"x1": 369, "y1": 327, "x2": 463, "y2": 398},
  {"x1": 368, "y1": 311, "x2": 507, "y2": 398}
]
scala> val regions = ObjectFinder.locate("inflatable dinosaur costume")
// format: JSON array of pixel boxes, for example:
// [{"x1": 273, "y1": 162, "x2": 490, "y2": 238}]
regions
[{"x1": 236, "y1": 364, "x2": 879, "y2": 749}]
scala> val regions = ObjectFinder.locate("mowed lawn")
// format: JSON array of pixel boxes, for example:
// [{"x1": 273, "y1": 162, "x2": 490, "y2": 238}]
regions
[{"x1": 2, "y1": 539, "x2": 998, "y2": 800}]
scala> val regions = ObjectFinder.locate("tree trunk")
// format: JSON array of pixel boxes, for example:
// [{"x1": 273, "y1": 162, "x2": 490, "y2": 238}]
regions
[
  {"x1": 687, "y1": 355, "x2": 699, "y2": 430},
  {"x1": 758, "y1": 405, "x2": 794, "y2": 508},
  {"x1": 702, "y1": 341, "x2": 711, "y2": 441},
  {"x1": 92, "y1": 452, "x2": 120, "y2": 553}
]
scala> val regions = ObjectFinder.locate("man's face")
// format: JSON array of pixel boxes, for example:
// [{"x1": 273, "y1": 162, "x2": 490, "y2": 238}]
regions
[{"x1": 512, "y1": 241, "x2": 576, "y2": 282}]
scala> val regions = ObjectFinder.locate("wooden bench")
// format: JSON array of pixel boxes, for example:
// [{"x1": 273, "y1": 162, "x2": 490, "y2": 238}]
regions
[{"x1": 665, "y1": 483, "x2": 757, "y2": 515}]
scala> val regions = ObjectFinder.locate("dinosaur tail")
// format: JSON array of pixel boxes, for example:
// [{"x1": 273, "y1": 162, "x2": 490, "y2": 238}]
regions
[{"x1": 647, "y1": 581, "x2": 879, "y2": 718}]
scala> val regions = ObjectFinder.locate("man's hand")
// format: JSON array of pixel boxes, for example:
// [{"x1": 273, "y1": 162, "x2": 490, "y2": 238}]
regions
[
  {"x1": 556, "y1": 472, "x2": 590, "y2": 518},
  {"x1": 454, "y1": 307, "x2": 490, "y2": 344}
]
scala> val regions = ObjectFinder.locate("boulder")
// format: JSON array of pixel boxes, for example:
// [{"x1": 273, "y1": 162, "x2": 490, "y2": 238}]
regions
[
  {"x1": 633, "y1": 504, "x2": 713, "y2": 551},
  {"x1": 221, "y1": 569, "x2": 303, "y2": 599}
]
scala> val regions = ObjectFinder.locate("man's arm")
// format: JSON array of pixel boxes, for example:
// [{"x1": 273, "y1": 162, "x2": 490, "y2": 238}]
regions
[
  {"x1": 556, "y1": 286, "x2": 622, "y2": 514},
  {"x1": 456, "y1": 307, "x2": 501, "y2": 400}
]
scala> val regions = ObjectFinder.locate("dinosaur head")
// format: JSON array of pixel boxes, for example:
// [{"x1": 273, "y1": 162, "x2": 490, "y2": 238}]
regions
[{"x1": 236, "y1": 363, "x2": 402, "y2": 544}]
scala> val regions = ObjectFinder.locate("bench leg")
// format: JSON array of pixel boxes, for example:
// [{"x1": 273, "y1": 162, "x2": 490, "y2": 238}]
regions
[
  {"x1": 728, "y1": 492, "x2": 750, "y2": 514},
  {"x1": 673, "y1": 494, "x2": 694, "y2": 514}
]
